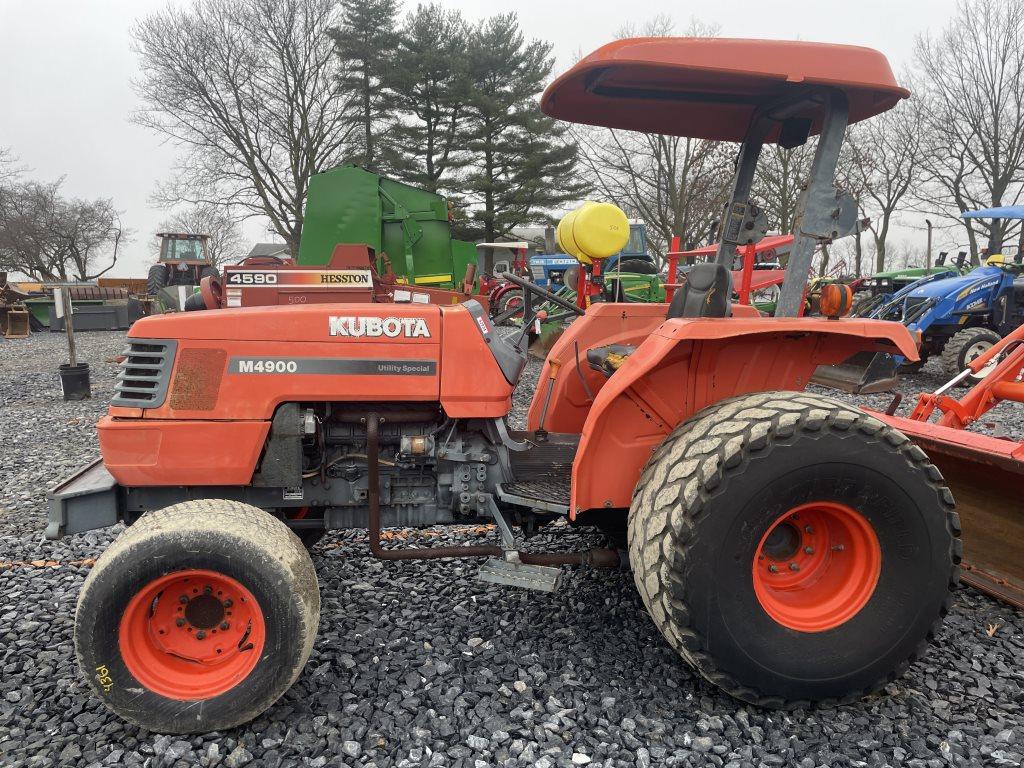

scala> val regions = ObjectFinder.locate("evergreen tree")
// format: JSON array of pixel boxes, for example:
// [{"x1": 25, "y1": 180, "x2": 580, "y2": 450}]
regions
[
  {"x1": 461, "y1": 14, "x2": 588, "y2": 263},
  {"x1": 384, "y1": 4, "x2": 472, "y2": 195},
  {"x1": 330, "y1": 0, "x2": 401, "y2": 168}
]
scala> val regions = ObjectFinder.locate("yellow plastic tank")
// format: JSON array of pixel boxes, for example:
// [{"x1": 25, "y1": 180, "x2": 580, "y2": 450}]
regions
[{"x1": 556, "y1": 201, "x2": 630, "y2": 265}]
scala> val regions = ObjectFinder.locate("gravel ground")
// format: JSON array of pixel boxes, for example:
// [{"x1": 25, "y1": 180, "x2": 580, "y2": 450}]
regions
[{"x1": 1, "y1": 330, "x2": 1023, "y2": 768}]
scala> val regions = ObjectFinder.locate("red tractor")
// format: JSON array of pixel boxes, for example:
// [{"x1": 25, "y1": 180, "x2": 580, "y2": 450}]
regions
[
  {"x1": 148, "y1": 233, "x2": 218, "y2": 290},
  {"x1": 49, "y1": 38, "x2": 959, "y2": 733}
]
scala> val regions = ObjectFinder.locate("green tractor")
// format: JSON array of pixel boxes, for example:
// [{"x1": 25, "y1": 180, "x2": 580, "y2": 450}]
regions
[{"x1": 856, "y1": 251, "x2": 968, "y2": 302}]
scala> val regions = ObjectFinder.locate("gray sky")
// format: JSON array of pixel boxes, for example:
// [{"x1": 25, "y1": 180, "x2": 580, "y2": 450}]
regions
[{"x1": 0, "y1": 0, "x2": 960, "y2": 277}]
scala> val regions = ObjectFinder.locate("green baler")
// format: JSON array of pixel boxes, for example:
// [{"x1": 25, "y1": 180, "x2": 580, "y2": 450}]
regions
[{"x1": 297, "y1": 165, "x2": 478, "y2": 288}]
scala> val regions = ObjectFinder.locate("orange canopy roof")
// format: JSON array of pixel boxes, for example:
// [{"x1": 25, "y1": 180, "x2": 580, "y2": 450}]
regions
[{"x1": 541, "y1": 38, "x2": 909, "y2": 142}]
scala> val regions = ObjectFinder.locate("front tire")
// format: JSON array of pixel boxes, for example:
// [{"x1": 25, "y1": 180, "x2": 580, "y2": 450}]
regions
[
  {"x1": 940, "y1": 327, "x2": 1001, "y2": 378},
  {"x1": 75, "y1": 500, "x2": 320, "y2": 733},
  {"x1": 628, "y1": 391, "x2": 959, "y2": 708}
]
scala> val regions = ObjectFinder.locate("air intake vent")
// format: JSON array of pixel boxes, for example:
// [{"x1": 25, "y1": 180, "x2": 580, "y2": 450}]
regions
[{"x1": 111, "y1": 339, "x2": 177, "y2": 408}]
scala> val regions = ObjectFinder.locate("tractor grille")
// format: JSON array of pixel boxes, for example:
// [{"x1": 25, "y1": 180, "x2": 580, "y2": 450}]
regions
[{"x1": 111, "y1": 339, "x2": 177, "y2": 408}]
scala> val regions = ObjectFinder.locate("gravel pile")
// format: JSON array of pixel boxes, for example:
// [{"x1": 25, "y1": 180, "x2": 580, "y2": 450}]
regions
[{"x1": 1, "y1": 330, "x2": 1022, "y2": 768}]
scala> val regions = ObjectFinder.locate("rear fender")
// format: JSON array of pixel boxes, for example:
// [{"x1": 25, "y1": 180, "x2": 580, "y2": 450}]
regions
[
  {"x1": 526, "y1": 303, "x2": 669, "y2": 433},
  {"x1": 569, "y1": 317, "x2": 918, "y2": 514}
]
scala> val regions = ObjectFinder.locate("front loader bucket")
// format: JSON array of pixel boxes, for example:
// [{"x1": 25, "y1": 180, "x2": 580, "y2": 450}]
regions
[
  {"x1": 880, "y1": 415, "x2": 1024, "y2": 609},
  {"x1": 811, "y1": 351, "x2": 900, "y2": 394},
  {"x1": 1, "y1": 305, "x2": 30, "y2": 339}
]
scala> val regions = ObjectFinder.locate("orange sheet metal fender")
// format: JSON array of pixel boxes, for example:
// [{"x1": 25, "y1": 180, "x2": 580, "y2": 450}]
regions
[
  {"x1": 569, "y1": 317, "x2": 919, "y2": 515},
  {"x1": 99, "y1": 417, "x2": 270, "y2": 486},
  {"x1": 526, "y1": 303, "x2": 669, "y2": 433}
]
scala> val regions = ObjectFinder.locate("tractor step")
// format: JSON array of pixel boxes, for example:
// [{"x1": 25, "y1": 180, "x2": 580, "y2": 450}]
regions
[
  {"x1": 499, "y1": 472, "x2": 571, "y2": 513},
  {"x1": 478, "y1": 558, "x2": 563, "y2": 592},
  {"x1": 502, "y1": 433, "x2": 574, "y2": 513}
]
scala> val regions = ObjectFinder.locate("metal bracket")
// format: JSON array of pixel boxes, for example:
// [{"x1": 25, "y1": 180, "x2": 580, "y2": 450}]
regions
[{"x1": 481, "y1": 494, "x2": 517, "y2": 556}]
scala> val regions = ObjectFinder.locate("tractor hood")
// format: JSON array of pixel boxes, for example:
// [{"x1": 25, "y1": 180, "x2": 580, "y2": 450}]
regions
[
  {"x1": 907, "y1": 266, "x2": 1002, "y2": 300},
  {"x1": 127, "y1": 303, "x2": 442, "y2": 343}
]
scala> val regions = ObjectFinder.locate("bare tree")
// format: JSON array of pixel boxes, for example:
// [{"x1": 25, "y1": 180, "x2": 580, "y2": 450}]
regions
[
  {"x1": 574, "y1": 128, "x2": 731, "y2": 258},
  {"x1": 0, "y1": 179, "x2": 127, "y2": 281},
  {"x1": 753, "y1": 141, "x2": 815, "y2": 235},
  {"x1": 133, "y1": 0, "x2": 357, "y2": 254},
  {"x1": 157, "y1": 204, "x2": 248, "y2": 267},
  {"x1": 914, "y1": 0, "x2": 1024, "y2": 263},
  {"x1": 845, "y1": 93, "x2": 925, "y2": 272},
  {"x1": 571, "y1": 17, "x2": 730, "y2": 259},
  {"x1": 0, "y1": 148, "x2": 26, "y2": 186}
]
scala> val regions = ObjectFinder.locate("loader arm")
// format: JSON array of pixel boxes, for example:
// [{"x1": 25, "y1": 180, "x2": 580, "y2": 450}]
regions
[{"x1": 569, "y1": 317, "x2": 918, "y2": 514}]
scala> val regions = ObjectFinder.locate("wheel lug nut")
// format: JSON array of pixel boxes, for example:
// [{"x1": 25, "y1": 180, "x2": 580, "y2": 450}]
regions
[
  {"x1": 220, "y1": 622, "x2": 230, "y2": 631},
  {"x1": 196, "y1": 630, "x2": 206, "y2": 640},
  {"x1": 832, "y1": 544, "x2": 845, "y2": 552},
  {"x1": 768, "y1": 564, "x2": 779, "y2": 573},
  {"x1": 804, "y1": 525, "x2": 814, "y2": 534},
  {"x1": 179, "y1": 595, "x2": 189, "y2": 604},
  {"x1": 789, "y1": 562, "x2": 800, "y2": 571},
  {"x1": 176, "y1": 618, "x2": 185, "y2": 627},
  {"x1": 223, "y1": 599, "x2": 233, "y2": 608},
  {"x1": 203, "y1": 586, "x2": 213, "y2": 595},
  {"x1": 804, "y1": 546, "x2": 814, "y2": 555}
]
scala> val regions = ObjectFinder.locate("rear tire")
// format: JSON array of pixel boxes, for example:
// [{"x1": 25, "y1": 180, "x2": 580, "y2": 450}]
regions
[
  {"x1": 75, "y1": 500, "x2": 320, "y2": 733},
  {"x1": 146, "y1": 264, "x2": 168, "y2": 296},
  {"x1": 615, "y1": 258, "x2": 658, "y2": 275},
  {"x1": 627, "y1": 391, "x2": 959, "y2": 708},
  {"x1": 940, "y1": 327, "x2": 1001, "y2": 378}
]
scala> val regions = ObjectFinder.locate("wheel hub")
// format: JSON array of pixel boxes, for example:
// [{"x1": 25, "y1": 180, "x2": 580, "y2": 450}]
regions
[
  {"x1": 753, "y1": 502, "x2": 881, "y2": 632},
  {"x1": 965, "y1": 340, "x2": 992, "y2": 363},
  {"x1": 119, "y1": 569, "x2": 265, "y2": 700},
  {"x1": 183, "y1": 593, "x2": 226, "y2": 629}
]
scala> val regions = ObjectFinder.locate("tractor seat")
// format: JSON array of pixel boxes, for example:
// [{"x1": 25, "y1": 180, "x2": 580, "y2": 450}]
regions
[
  {"x1": 588, "y1": 264, "x2": 733, "y2": 376},
  {"x1": 665, "y1": 262, "x2": 733, "y2": 320}
]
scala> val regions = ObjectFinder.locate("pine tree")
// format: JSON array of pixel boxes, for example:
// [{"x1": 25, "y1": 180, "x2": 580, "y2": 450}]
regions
[
  {"x1": 330, "y1": 0, "x2": 401, "y2": 168},
  {"x1": 461, "y1": 14, "x2": 588, "y2": 263},
  {"x1": 383, "y1": 4, "x2": 472, "y2": 195}
]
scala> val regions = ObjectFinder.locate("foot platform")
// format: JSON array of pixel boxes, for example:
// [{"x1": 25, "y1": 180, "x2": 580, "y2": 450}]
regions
[{"x1": 478, "y1": 558, "x2": 562, "y2": 592}]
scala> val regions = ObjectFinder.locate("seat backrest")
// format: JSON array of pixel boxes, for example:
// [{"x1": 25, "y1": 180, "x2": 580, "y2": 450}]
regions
[{"x1": 666, "y1": 263, "x2": 733, "y2": 319}]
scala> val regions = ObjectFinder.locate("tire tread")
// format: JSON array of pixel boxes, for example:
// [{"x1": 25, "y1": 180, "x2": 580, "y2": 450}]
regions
[{"x1": 627, "y1": 390, "x2": 960, "y2": 709}]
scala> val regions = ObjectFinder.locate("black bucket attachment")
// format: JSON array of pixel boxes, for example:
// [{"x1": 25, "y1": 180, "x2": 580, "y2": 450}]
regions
[{"x1": 811, "y1": 351, "x2": 901, "y2": 394}]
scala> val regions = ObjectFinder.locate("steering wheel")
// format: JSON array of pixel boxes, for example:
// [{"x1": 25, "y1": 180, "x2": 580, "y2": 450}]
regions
[{"x1": 500, "y1": 271, "x2": 585, "y2": 317}]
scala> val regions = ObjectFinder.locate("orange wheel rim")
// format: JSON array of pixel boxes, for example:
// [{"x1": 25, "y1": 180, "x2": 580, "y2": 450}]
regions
[
  {"x1": 118, "y1": 569, "x2": 265, "y2": 700},
  {"x1": 752, "y1": 502, "x2": 881, "y2": 632}
]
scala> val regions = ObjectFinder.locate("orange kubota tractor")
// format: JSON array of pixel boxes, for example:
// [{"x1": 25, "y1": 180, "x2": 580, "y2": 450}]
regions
[{"x1": 48, "y1": 38, "x2": 960, "y2": 733}]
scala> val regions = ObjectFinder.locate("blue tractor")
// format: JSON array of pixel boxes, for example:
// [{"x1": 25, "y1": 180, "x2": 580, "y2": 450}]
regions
[
  {"x1": 863, "y1": 254, "x2": 1024, "y2": 375},
  {"x1": 528, "y1": 222, "x2": 654, "y2": 290},
  {"x1": 815, "y1": 206, "x2": 1024, "y2": 393}
]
